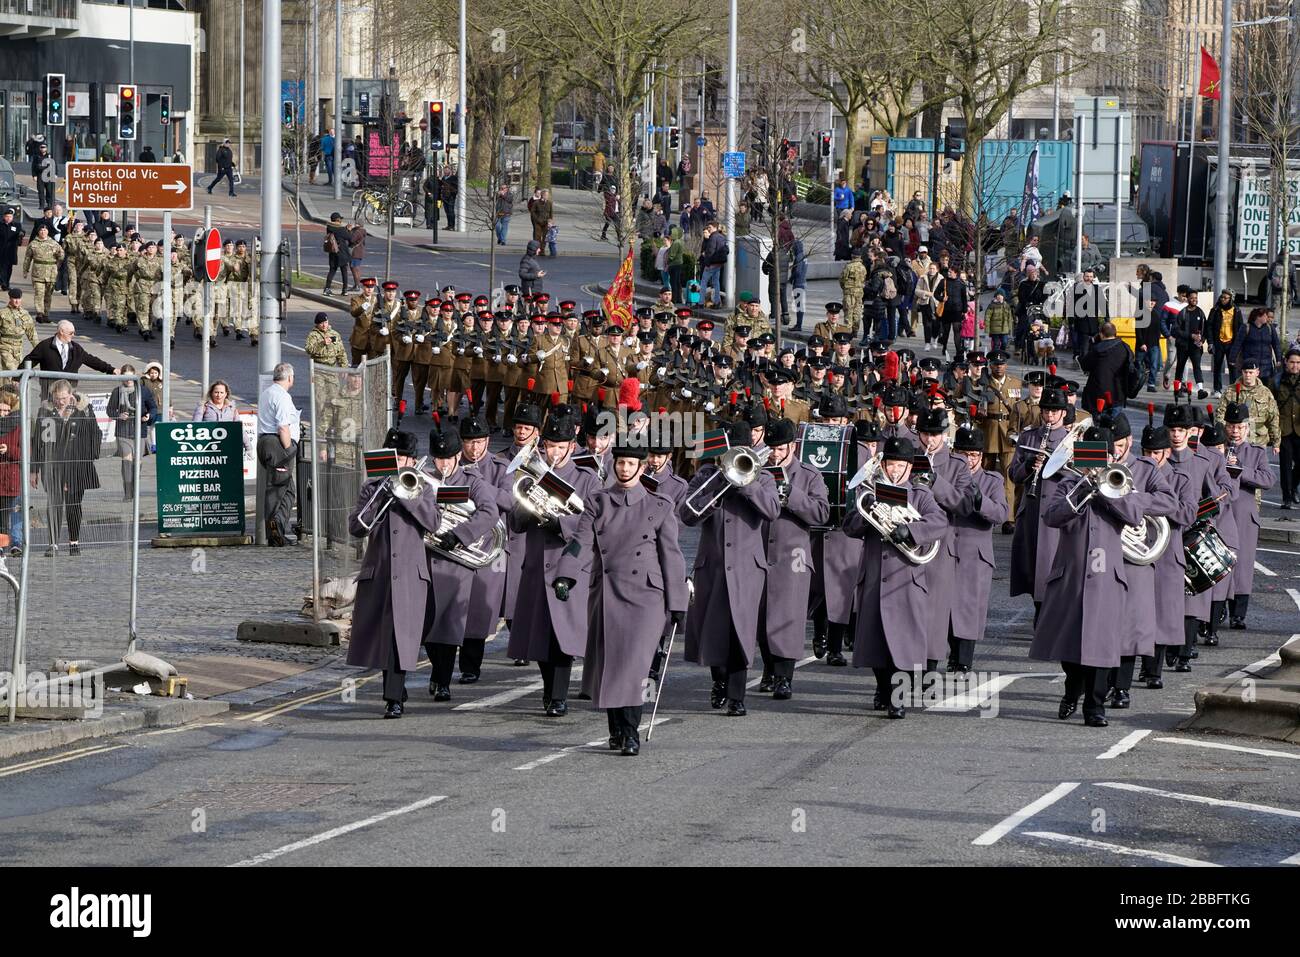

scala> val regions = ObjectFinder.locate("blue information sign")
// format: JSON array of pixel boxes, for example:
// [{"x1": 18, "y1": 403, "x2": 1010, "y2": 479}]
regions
[{"x1": 722, "y1": 151, "x2": 746, "y2": 178}]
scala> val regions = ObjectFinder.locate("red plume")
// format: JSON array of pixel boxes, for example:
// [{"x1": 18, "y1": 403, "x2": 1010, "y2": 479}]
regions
[
  {"x1": 399, "y1": 399, "x2": 407, "y2": 415},
  {"x1": 780, "y1": 398, "x2": 786, "y2": 414},
  {"x1": 874, "y1": 395, "x2": 883, "y2": 409},
  {"x1": 969, "y1": 403, "x2": 978, "y2": 419},
  {"x1": 527, "y1": 377, "x2": 536, "y2": 391},
  {"x1": 729, "y1": 391, "x2": 738, "y2": 406},
  {"x1": 551, "y1": 391, "x2": 561, "y2": 407},
  {"x1": 1235, "y1": 382, "x2": 1241, "y2": 400},
  {"x1": 745, "y1": 387, "x2": 752, "y2": 399},
  {"x1": 1095, "y1": 398, "x2": 1104, "y2": 414},
  {"x1": 1048, "y1": 363, "x2": 1057, "y2": 376},
  {"x1": 567, "y1": 379, "x2": 574, "y2": 393},
  {"x1": 1206, "y1": 404, "x2": 1214, "y2": 417},
  {"x1": 1103, "y1": 390, "x2": 1112, "y2": 407},
  {"x1": 465, "y1": 388, "x2": 473, "y2": 405},
  {"x1": 657, "y1": 406, "x2": 667, "y2": 414},
  {"x1": 581, "y1": 402, "x2": 588, "y2": 414},
  {"x1": 618, "y1": 377, "x2": 641, "y2": 411},
  {"x1": 597, "y1": 387, "x2": 606, "y2": 403},
  {"x1": 431, "y1": 410, "x2": 439, "y2": 427},
  {"x1": 1146, "y1": 402, "x2": 1155, "y2": 427},
  {"x1": 762, "y1": 396, "x2": 771, "y2": 411},
  {"x1": 884, "y1": 350, "x2": 900, "y2": 382}
]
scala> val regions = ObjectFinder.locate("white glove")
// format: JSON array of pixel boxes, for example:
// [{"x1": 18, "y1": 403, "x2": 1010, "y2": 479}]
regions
[
  {"x1": 402, "y1": 335, "x2": 413, "y2": 344},
  {"x1": 704, "y1": 400, "x2": 716, "y2": 412},
  {"x1": 492, "y1": 355, "x2": 501, "y2": 363},
  {"x1": 656, "y1": 366, "x2": 667, "y2": 378},
  {"x1": 378, "y1": 326, "x2": 389, "y2": 336},
  {"x1": 624, "y1": 336, "x2": 636, "y2": 348},
  {"x1": 599, "y1": 368, "x2": 609, "y2": 376},
  {"x1": 431, "y1": 346, "x2": 441, "y2": 355},
  {"x1": 682, "y1": 388, "x2": 693, "y2": 399},
  {"x1": 583, "y1": 356, "x2": 594, "y2": 365},
  {"x1": 456, "y1": 347, "x2": 466, "y2": 355},
  {"x1": 415, "y1": 334, "x2": 425, "y2": 343},
  {"x1": 636, "y1": 361, "x2": 648, "y2": 371},
  {"x1": 473, "y1": 346, "x2": 483, "y2": 356},
  {"x1": 507, "y1": 354, "x2": 518, "y2": 364}
]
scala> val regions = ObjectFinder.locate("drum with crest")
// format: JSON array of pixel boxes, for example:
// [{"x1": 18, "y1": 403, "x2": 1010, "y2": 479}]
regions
[{"x1": 797, "y1": 423, "x2": 856, "y2": 530}]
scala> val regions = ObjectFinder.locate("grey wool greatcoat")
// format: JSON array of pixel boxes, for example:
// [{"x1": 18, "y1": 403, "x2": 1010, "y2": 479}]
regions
[
  {"x1": 1008, "y1": 423, "x2": 1069, "y2": 600},
  {"x1": 463, "y1": 453, "x2": 517, "y2": 643},
  {"x1": 1150, "y1": 455, "x2": 1200, "y2": 648},
  {"x1": 424, "y1": 466, "x2": 501, "y2": 647},
  {"x1": 1029, "y1": 472, "x2": 1148, "y2": 669},
  {"x1": 949, "y1": 468, "x2": 1009, "y2": 642},
  {"x1": 1203, "y1": 448, "x2": 1242, "y2": 602},
  {"x1": 506, "y1": 458, "x2": 603, "y2": 660},
  {"x1": 555, "y1": 483, "x2": 689, "y2": 708},
  {"x1": 1226, "y1": 440, "x2": 1274, "y2": 596},
  {"x1": 647, "y1": 464, "x2": 689, "y2": 504},
  {"x1": 680, "y1": 463, "x2": 782, "y2": 668},
  {"x1": 346, "y1": 478, "x2": 443, "y2": 672},
  {"x1": 922, "y1": 447, "x2": 973, "y2": 658},
  {"x1": 843, "y1": 482, "x2": 948, "y2": 671},
  {"x1": 811, "y1": 440, "x2": 873, "y2": 624},
  {"x1": 761, "y1": 458, "x2": 831, "y2": 658},
  {"x1": 1116, "y1": 453, "x2": 1180, "y2": 658},
  {"x1": 495, "y1": 442, "x2": 533, "y2": 621},
  {"x1": 1171, "y1": 447, "x2": 1220, "y2": 621}
]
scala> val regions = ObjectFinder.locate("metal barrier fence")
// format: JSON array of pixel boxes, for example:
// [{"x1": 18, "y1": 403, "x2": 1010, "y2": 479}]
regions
[
  {"x1": 0, "y1": 370, "x2": 143, "y2": 721},
  {"x1": 307, "y1": 355, "x2": 391, "y2": 623}
]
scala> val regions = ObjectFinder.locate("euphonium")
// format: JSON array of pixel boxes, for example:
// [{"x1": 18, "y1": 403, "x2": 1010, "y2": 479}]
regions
[
  {"x1": 1120, "y1": 515, "x2": 1171, "y2": 565},
  {"x1": 424, "y1": 501, "x2": 507, "y2": 569},
  {"x1": 508, "y1": 441, "x2": 585, "y2": 521},
  {"x1": 849, "y1": 455, "x2": 940, "y2": 565}
]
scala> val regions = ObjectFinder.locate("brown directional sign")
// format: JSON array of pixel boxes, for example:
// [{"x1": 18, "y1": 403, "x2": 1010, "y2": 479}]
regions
[{"x1": 65, "y1": 162, "x2": 194, "y2": 211}]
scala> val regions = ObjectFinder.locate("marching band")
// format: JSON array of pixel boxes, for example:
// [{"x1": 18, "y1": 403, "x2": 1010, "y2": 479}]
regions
[{"x1": 341, "y1": 285, "x2": 1267, "y2": 750}]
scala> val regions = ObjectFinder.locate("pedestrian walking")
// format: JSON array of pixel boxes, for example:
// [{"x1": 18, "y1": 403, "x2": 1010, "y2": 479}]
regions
[
  {"x1": 494, "y1": 185, "x2": 514, "y2": 246},
  {"x1": 30, "y1": 379, "x2": 102, "y2": 557},
  {"x1": 323, "y1": 213, "x2": 353, "y2": 295},
  {"x1": 256, "y1": 362, "x2": 302, "y2": 546},
  {"x1": 207, "y1": 138, "x2": 238, "y2": 197}
]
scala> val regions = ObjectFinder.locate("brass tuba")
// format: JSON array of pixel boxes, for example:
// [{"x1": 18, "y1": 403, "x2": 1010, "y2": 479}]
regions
[
  {"x1": 1120, "y1": 515, "x2": 1171, "y2": 565},
  {"x1": 424, "y1": 502, "x2": 507, "y2": 569}
]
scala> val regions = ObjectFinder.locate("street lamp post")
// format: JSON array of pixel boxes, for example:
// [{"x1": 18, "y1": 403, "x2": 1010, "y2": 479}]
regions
[
  {"x1": 334, "y1": 0, "x2": 342, "y2": 203},
  {"x1": 456, "y1": 0, "x2": 467, "y2": 232},
  {"x1": 723, "y1": 0, "x2": 737, "y2": 312},
  {"x1": 1214, "y1": 0, "x2": 1234, "y2": 293}
]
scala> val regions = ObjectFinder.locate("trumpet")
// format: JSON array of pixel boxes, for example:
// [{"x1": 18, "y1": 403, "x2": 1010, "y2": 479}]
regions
[
  {"x1": 850, "y1": 455, "x2": 940, "y2": 565},
  {"x1": 508, "y1": 441, "x2": 585, "y2": 522},
  {"x1": 354, "y1": 456, "x2": 434, "y2": 532},
  {"x1": 683, "y1": 445, "x2": 771, "y2": 517}
]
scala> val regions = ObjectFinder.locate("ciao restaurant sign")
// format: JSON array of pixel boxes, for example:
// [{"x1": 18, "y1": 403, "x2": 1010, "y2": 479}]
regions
[{"x1": 155, "y1": 422, "x2": 246, "y2": 536}]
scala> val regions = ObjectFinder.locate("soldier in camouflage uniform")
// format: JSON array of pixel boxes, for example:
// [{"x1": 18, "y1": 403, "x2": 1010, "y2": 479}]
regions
[
  {"x1": 165, "y1": 249, "x2": 188, "y2": 345},
  {"x1": 80, "y1": 237, "x2": 108, "y2": 325},
  {"x1": 839, "y1": 257, "x2": 868, "y2": 335},
  {"x1": 0, "y1": 287, "x2": 38, "y2": 370},
  {"x1": 131, "y1": 242, "x2": 163, "y2": 340},
  {"x1": 104, "y1": 244, "x2": 133, "y2": 332},
  {"x1": 231, "y1": 240, "x2": 257, "y2": 344},
  {"x1": 215, "y1": 239, "x2": 234, "y2": 336},
  {"x1": 22, "y1": 224, "x2": 64, "y2": 323},
  {"x1": 64, "y1": 220, "x2": 87, "y2": 314},
  {"x1": 305, "y1": 312, "x2": 348, "y2": 367}
]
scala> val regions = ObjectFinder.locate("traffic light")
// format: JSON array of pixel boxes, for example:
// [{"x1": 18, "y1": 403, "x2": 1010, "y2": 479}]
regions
[
  {"x1": 46, "y1": 74, "x2": 65, "y2": 126},
  {"x1": 159, "y1": 93, "x2": 171, "y2": 126},
  {"x1": 820, "y1": 131, "x2": 832, "y2": 158},
  {"x1": 118, "y1": 84, "x2": 137, "y2": 140},
  {"x1": 668, "y1": 126, "x2": 680, "y2": 150},
  {"x1": 944, "y1": 121, "x2": 965, "y2": 160},
  {"x1": 282, "y1": 99, "x2": 295, "y2": 128},
  {"x1": 428, "y1": 100, "x2": 445, "y2": 151},
  {"x1": 751, "y1": 115, "x2": 769, "y2": 169}
]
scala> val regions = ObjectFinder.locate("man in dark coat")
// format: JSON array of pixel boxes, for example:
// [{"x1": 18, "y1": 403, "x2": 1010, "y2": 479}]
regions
[
  {"x1": 842, "y1": 437, "x2": 947, "y2": 718},
  {"x1": 915, "y1": 407, "x2": 972, "y2": 667},
  {"x1": 23, "y1": 321, "x2": 117, "y2": 397},
  {"x1": 208, "y1": 138, "x2": 238, "y2": 197},
  {"x1": 1008, "y1": 387, "x2": 1072, "y2": 613},
  {"x1": 1030, "y1": 425, "x2": 1148, "y2": 727},
  {"x1": 553, "y1": 442, "x2": 689, "y2": 755},
  {"x1": 345, "y1": 429, "x2": 443, "y2": 718},
  {"x1": 421, "y1": 425, "x2": 501, "y2": 701},
  {"x1": 680, "y1": 419, "x2": 782, "y2": 716},
  {"x1": 505, "y1": 412, "x2": 602, "y2": 715},
  {"x1": 755, "y1": 418, "x2": 830, "y2": 698},
  {"x1": 1080, "y1": 322, "x2": 1133, "y2": 412},
  {"x1": 1172, "y1": 289, "x2": 1208, "y2": 395},
  {"x1": 0, "y1": 206, "x2": 23, "y2": 291},
  {"x1": 458, "y1": 414, "x2": 517, "y2": 682},
  {"x1": 1068, "y1": 270, "x2": 1106, "y2": 364},
  {"x1": 948, "y1": 425, "x2": 1008, "y2": 672}
]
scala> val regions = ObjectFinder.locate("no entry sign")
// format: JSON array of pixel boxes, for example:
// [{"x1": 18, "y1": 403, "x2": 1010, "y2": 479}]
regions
[
  {"x1": 203, "y1": 228, "x2": 223, "y2": 282},
  {"x1": 65, "y1": 162, "x2": 194, "y2": 211}
]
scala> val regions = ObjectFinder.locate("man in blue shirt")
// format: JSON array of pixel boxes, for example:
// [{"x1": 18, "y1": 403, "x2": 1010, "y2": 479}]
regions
[
  {"x1": 320, "y1": 128, "x2": 337, "y2": 186},
  {"x1": 833, "y1": 177, "x2": 854, "y2": 214}
]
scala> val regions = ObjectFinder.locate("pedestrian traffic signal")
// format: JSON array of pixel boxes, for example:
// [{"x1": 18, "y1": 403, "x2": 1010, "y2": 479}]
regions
[
  {"x1": 668, "y1": 126, "x2": 680, "y2": 150},
  {"x1": 159, "y1": 93, "x2": 171, "y2": 126},
  {"x1": 428, "y1": 101, "x2": 445, "y2": 151},
  {"x1": 944, "y1": 121, "x2": 965, "y2": 160},
  {"x1": 282, "y1": 99, "x2": 295, "y2": 128},
  {"x1": 751, "y1": 115, "x2": 769, "y2": 169},
  {"x1": 820, "y1": 131, "x2": 832, "y2": 158},
  {"x1": 46, "y1": 74, "x2": 65, "y2": 126},
  {"x1": 117, "y1": 85, "x2": 137, "y2": 140}
]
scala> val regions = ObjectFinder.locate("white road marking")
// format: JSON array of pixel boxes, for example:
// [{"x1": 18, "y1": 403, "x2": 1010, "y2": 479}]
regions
[
  {"x1": 1096, "y1": 782, "x2": 1300, "y2": 819},
  {"x1": 228, "y1": 794, "x2": 448, "y2": 866},
  {"x1": 1288, "y1": 588, "x2": 1300, "y2": 612},
  {"x1": 1153, "y1": 736, "x2": 1300, "y2": 761},
  {"x1": 1257, "y1": 547, "x2": 1300, "y2": 556},
  {"x1": 1280, "y1": 850, "x2": 1300, "y2": 865},
  {"x1": 1225, "y1": 634, "x2": 1300, "y2": 681},
  {"x1": 512, "y1": 717, "x2": 672, "y2": 771},
  {"x1": 745, "y1": 656, "x2": 817, "y2": 690},
  {"x1": 1096, "y1": 729, "x2": 1151, "y2": 760},
  {"x1": 971, "y1": 781, "x2": 1080, "y2": 846},
  {"x1": 0, "y1": 744, "x2": 126, "y2": 778},
  {"x1": 930, "y1": 672, "x2": 1061, "y2": 711},
  {"x1": 1021, "y1": 831, "x2": 1221, "y2": 867},
  {"x1": 1254, "y1": 561, "x2": 1277, "y2": 577},
  {"x1": 452, "y1": 667, "x2": 583, "y2": 712},
  {"x1": 138, "y1": 722, "x2": 227, "y2": 737}
]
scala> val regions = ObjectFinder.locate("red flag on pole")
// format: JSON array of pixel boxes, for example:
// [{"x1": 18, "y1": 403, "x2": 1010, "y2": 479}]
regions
[
  {"x1": 1199, "y1": 46, "x2": 1221, "y2": 100},
  {"x1": 603, "y1": 244, "x2": 635, "y2": 329}
]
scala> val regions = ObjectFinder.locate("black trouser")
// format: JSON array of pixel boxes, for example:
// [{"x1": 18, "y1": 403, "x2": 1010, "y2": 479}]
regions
[
  {"x1": 757, "y1": 630, "x2": 796, "y2": 681},
  {"x1": 538, "y1": 629, "x2": 573, "y2": 703},
  {"x1": 48, "y1": 488, "x2": 85, "y2": 543},
  {"x1": 709, "y1": 625, "x2": 749, "y2": 700},
  {"x1": 1173, "y1": 344, "x2": 1204, "y2": 384},
  {"x1": 1229, "y1": 594, "x2": 1251, "y2": 622},
  {"x1": 427, "y1": 642, "x2": 457, "y2": 686},
  {"x1": 1211, "y1": 342, "x2": 1232, "y2": 392},
  {"x1": 827, "y1": 621, "x2": 848, "y2": 657},
  {"x1": 382, "y1": 632, "x2": 408, "y2": 703},
  {"x1": 324, "y1": 252, "x2": 344, "y2": 292},
  {"x1": 484, "y1": 381, "x2": 503, "y2": 426},
  {"x1": 873, "y1": 665, "x2": 907, "y2": 707},
  {"x1": 1109, "y1": 655, "x2": 1136, "y2": 693},
  {"x1": 469, "y1": 378, "x2": 486, "y2": 414},
  {"x1": 0, "y1": 259, "x2": 13, "y2": 290},
  {"x1": 607, "y1": 705, "x2": 643, "y2": 743},
  {"x1": 208, "y1": 168, "x2": 237, "y2": 194},
  {"x1": 1209, "y1": 600, "x2": 1227, "y2": 636},
  {"x1": 1180, "y1": 615, "x2": 1199, "y2": 662},
  {"x1": 257, "y1": 434, "x2": 298, "y2": 535},
  {"x1": 458, "y1": 636, "x2": 485, "y2": 676},
  {"x1": 936, "y1": 320, "x2": 954, "y2": 352},
  {"x1": 1280, "y1": 434, "x2": 1300, "y2": 503},
  {"x1": 948, "y1": 634, "x2": 975, "y2": 669},
  {"x1": 1141, "y1": 646, "x2": 1164, "y2": 680},
  {"x1": 1061, "y1": 661, "x2": 1108, "y2": 717}
]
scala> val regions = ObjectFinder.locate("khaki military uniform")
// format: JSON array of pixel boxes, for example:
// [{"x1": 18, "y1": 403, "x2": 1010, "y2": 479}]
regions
[
  {"x1": 593, "y1": 340, "x2": 631, "y2": 410},
  {"x1": 130, "y1": 254, "x2": 163, "y2": 332},
  {"x1": 390, "y1": 306, "x2": 421, "y2": 405},
  {"x1": 104, "y1": 256, "x2": 132, "y2": 330},
  {"x1": 348, "y1": 291, "x2": 378, "y2": 364},
  {"x1": 408, "y1": 311, "x2": 437, "y2": 411},
  {"x1": 23, "y1": 237, "x2": 64, "y2": 319},
  {"x1": 80, "y1": 247, "x2": 107, "y2": 322},
  {"x1": 973, "y1": 371, "x2": 1023, "y2": 522},
  {"x1": 722, "y1": 308, "x2": 771, "y2": 352},
  {"x1": 502, "y1": 331, "x2": 533, "y2": 425},
  {"x1": 569, "y1": 333, "x2": 603, "y2": 402},
  {"x1": 531, "y1": 333, "x2": 570, "y2": 404},
  {"x1": 839, "y1": 259, "x2": 868, "y2": 333},
  {"x1": 483, "y1": 328, "x2": 511, "y2": 426},
  {"x1": 369, "y1": 297, "x2": 402, "y2": 361},
  {"x1": 306, "y1": 326, "x2": 348, "y2": 367},
  {"x1": 1216, "y1": 379, "x2": 1281, "y2": 449},
  {"x1": 213, "y1": 253, "x2": 233, "y2": 333},
  {"x1": 428, "y1": 315, "x2": 457, "y2": 399},
  {"x1": 64, "y1": 231, "x2": 84, "y2": 311},
  {"x1": 0, "y1": 303, "x2": 37, "y2": 370},
  {"x1": 229, "y1": 252, "x2": 256, "y2": 338}
]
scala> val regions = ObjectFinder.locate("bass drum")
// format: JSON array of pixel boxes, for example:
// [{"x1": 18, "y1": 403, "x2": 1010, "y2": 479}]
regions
[
  {"x1": 798, "y1": 423, "x2": 855, "y2": 530},
  {"x1": 1183, "y1": 523, "x2": 1236, "y2": 596}
]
